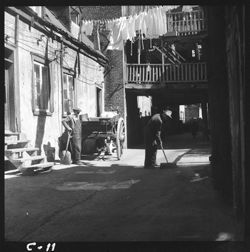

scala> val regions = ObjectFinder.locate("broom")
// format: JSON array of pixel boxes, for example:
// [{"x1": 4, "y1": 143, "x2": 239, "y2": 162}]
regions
[
  {"x1": 160, "y1": 145, "x2": 177, "y2": 169},
  {"x1": 61, "y1": 131, "x2": 72, "y2": 165}
]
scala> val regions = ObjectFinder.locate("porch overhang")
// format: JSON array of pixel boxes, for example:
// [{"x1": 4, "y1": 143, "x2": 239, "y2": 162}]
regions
[
  {"x1": 126, "y1": 84, "x2": 208, "y2": 105},
  {"x1": 125, "y1": 82, "x2": 208, "y2": 90},
  {"x1": 6, "y1": 6, "x2": 109, "y2": 67}
]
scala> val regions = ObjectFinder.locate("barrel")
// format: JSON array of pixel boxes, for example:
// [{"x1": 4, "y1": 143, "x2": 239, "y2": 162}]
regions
[{"x1": 82, "y1": 137, "x2": 97, "y2": 154}]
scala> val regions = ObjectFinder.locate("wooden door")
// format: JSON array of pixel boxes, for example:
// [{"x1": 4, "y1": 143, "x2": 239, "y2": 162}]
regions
[
  {"x1": 5, "y1": 67, "x2": 10, "y2": 130},
  {"x1": 96, "y1": 87, "x2": 102, "y2": 117},
  {"x1": 5, "y1": 48, "x2": 15, "y2": 132}
]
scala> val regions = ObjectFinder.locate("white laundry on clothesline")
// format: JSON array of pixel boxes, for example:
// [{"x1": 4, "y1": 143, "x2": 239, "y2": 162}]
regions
[{"x1": 79, "y1": 5, "x2": 179, "y2": 50}]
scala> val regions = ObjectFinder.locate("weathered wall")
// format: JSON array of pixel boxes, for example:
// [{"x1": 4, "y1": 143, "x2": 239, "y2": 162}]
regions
[
  {"x1": 225, "y1": 6, "x2": 246, "y2": 216},
  {"x1": 4, "y1": 12, "x2": 16, "y2": 45},
  {"x1": 15, "y1": 18, "x2": 62, "y2": 156},
  {"x1": 207, "y1": 6, "x2": 232, "y2": 200},
  {"x1": 5, "y1": 9, "x2": 104, "y2": 158},
  {"x1": 75, "y1": 53, "x2": 105, "y2": 117},
  {"x1": 62, "y1": 44, "x2": 104, "y2": 118}
]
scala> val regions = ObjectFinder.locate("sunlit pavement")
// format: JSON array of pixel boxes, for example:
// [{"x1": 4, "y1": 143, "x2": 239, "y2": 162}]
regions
[{"x1": 5, "y1": 133, "x2": 243, "y2": 241}]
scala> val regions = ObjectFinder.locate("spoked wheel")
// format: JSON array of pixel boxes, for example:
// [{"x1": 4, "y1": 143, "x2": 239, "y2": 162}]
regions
[{"x1": 116, "y1": 117, "x2": 125, "y2": 160}]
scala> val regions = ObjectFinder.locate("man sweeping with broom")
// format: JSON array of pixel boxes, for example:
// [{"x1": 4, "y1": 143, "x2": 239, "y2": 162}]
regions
[
  {"x1": 62, "y1": 108, "x2": 84, "y2": 165},
  {"x1": 144, "y1": 106, "x2": 173, "y2": 169}
]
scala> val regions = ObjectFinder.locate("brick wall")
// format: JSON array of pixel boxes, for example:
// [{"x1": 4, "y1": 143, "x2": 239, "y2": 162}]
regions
[
  {"x1": 104, "y1": 50, "x2": 125, "y2": 118},
  {"x1": 80, "y1": 6, "x2": 121, "y2": 20}
]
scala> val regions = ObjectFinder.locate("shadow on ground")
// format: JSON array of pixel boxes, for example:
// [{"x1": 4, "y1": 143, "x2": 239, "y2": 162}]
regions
[{"x1": 5, "y1": 155, "x2": 243, "y2": 241}]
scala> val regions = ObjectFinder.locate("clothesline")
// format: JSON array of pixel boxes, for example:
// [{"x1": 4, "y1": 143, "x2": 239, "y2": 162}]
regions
[
  {"x1": 85, "y1": 5, "x2": 197, "y2": 23},
  {"x1": 79, "y1": 5, "x2": 180, "y2": 50}
]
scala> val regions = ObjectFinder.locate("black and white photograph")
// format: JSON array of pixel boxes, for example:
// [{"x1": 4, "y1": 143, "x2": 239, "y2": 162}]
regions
[{"x1": 4, "y1": 4, "x2": 248, "y2": 251}]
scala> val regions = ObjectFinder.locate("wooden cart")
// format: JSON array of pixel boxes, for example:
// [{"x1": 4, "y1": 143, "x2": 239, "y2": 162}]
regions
[{"x1": 81, "y1": 114, "x2": 125, "y2": 160}]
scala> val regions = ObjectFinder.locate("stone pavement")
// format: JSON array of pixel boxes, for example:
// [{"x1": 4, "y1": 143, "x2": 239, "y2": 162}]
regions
[{"x1": 5, "y1": 133, "x2": 244, "y2": 242}]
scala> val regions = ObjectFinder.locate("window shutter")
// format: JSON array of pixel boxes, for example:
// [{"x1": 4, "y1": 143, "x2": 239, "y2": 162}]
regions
[{"x1": 31, "y1": 54, "x2": 37, "y2": 114}]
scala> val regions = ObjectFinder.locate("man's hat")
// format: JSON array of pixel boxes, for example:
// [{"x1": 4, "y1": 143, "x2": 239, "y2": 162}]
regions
[
  {"x1": 73, "y1": 107, "x2": 81, "y2": 113},
  {"x1": 162, "y1": 106, "x2": 172, "y2": 118},
  {"x1": 162, "y1": 106, "x2": 172, "y2": 111}
]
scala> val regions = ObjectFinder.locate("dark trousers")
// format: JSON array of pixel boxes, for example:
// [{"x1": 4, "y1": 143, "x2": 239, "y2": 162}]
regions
[
  {"x1": 144, "y1": 126, "x2": 158, "y2": 167},
  {"x1": 70, "y1": 135, "x2": 81, "y2": 162},
  {"x1": 144, "y1": 142, "x2": 158, "y2": 167},
  {"x1": 70, "y1": 120, "x2": 82, "y2": 163}
]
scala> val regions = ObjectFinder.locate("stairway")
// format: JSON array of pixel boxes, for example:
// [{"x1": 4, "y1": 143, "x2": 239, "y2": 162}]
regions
[
  {"x1": 150, "y1": 45, "x2": 186, "y2": 64},
  {"x1": 5, "y1": 131, "x2": 54, "y2": 175},
  {"x1": 161, "y1": 44, "x2": 186, "y2": 63}
]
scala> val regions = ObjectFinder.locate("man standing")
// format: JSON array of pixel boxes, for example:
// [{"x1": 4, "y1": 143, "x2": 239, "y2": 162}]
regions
[
  {"x1": 144, "y1": 107, "x2": 172, "y2": 169},
  {"x1": 62, "y1": 107, "x2": 84, "y2": 165}
]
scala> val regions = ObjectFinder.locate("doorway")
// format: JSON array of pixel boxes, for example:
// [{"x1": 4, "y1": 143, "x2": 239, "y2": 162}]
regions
[
  {"x1": 96, "y1": 87, "x2": 102, "y2": 117},
  {"x1": 5, "y1": 47, "x2": 15, "y2": 132}
]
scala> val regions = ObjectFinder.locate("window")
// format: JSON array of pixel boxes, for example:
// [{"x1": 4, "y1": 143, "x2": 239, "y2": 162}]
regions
[
  {"x1": 137, "y1": 96, "x2": 152, "y2": 117},
  {"x1": 32, "y1": 54, "x2": 53, "y2": 115},
  {"x1": 62, "y1": 73, "x2": 74, "y2": 116},
  {"x1": 71, "y1": 11, "x2": 79, "y2": 25},
  {"x1": 192, "y1": 49, "x2": 196, "y2": 58}
]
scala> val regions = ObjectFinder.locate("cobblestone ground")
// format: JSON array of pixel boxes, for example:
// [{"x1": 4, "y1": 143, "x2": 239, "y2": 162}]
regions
[{"x1": 5, "y1": 133, "x2": 243, "y2": 243}]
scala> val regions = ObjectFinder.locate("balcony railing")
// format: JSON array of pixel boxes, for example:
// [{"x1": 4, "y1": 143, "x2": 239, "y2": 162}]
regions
[
  {"x1": 166, "y1": 10, "x2": 207, "y2": 35},
  {"x1": 126, "y1": 63, "x2": 207, "y2": 84}
]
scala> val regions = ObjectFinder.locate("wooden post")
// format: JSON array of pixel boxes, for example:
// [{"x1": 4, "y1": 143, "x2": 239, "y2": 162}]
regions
[
  {"x1": 201, "y1": 62, "x2": 204, "y2": 81},
  {"x1": 60, "y1": 41, "x2": 64, "y2": 117},
  {"x1": 201, "y1": 101, "x2": 208, "y2": 127},
  {"x1": 137, "y1": 32, "x2": 141, "y2": 64},
  {"x1": 161, "y1": 39, "x2": 164, "y2": 82},
  {"x1": 14, "y1": 14, "x2": 21, "y2": 134},
  {"x1": 142, "y1": 65, "x2": 145, "y2": 82},
  {"x1": 132, "y1": 65, "x2": 135, "y2": 83}
]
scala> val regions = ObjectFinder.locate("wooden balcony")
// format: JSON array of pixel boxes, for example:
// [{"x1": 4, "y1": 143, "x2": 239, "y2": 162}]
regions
[
  {"x1": 126, "y1": 62, "x2": 207, "y2": 85},
  {"x1": 166, "y1": 10, "x2": 207, "y2": 35}
]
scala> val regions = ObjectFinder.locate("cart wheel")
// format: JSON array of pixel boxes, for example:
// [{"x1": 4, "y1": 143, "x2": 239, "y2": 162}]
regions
[{"x1": 116, "y1": 117, "x2": 125, "y2": 160}]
